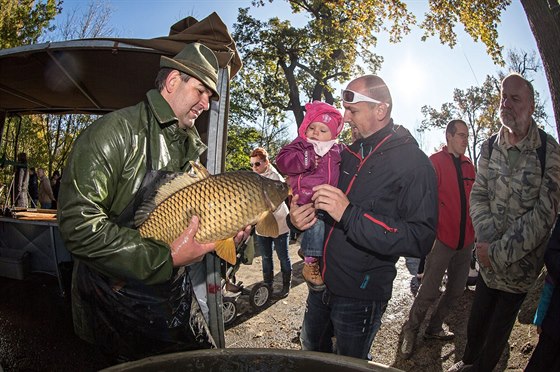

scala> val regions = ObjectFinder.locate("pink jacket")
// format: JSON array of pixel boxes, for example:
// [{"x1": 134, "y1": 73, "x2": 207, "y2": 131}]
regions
[{"x1": 276, "y1": 136, "x2": 343, "y2": 205}]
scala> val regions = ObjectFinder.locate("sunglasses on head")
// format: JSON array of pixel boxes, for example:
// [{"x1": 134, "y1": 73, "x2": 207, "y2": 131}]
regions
[
  {"x1": 250, "y1": 161, "x2": 262, "y2": 167},
  {"x1": 341, "y1": 89, "x2": 390, "y2": 106}
]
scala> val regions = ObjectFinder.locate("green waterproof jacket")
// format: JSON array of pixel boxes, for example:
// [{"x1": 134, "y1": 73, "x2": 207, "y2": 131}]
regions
[
  {"x1": 58, "y1": 89, "x2": 207, "y2": 285},
  {"x1": 470, "y1": 121, "x2": 560, "y2": 293}
]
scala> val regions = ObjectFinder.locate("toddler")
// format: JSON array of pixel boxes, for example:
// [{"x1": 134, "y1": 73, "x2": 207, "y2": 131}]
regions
[{"x1": 276, "y1": 101, "x2": 344, "y2": 291}]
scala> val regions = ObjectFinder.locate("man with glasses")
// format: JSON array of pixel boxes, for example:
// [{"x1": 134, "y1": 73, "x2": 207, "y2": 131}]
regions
[
  {"x1": 400, "y1": 119, "x2": 476, "y2": 360},
  {"x1": 289, "y1": 75, "x2": 438, "y2": 359}
]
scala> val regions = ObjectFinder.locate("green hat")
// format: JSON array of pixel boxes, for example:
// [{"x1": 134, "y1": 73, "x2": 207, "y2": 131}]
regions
[{"x1": 160, "y1": 42, "x2": 220, "y2": 100}]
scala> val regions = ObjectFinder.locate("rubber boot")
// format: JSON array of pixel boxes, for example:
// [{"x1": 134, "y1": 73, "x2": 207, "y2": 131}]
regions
[
  {"x1": 275, "y1": 271, "x2": 292, "y2": 299},
  {"x1": 263, "y1": 272, "x2": 274, "y2": 288}
]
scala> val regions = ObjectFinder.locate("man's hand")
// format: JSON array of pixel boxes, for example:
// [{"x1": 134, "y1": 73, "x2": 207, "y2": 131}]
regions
[
  {"x1": 289, "y1": 194, "x2": 317, "y2": 231},
  {"x1": 234, "y1": 225, "x2": 252, "y2": 246},
  {"x1": 476, "y1": 242, "x2": 491, "y2": 268},
  {"x1": 170, "y1": 216, "x2": 215, "y2": 267},
  {"x1": 312, "y1": 184, "x2": 349, "y2": 222}
]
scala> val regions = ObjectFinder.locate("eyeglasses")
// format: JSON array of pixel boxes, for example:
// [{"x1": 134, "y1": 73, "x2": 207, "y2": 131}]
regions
[
  {"x1": 250, "y1": 161, "x2": 262, "y2": 167},
  {"x1": 341, "y1": 89, "x2": 390, "y2": 107}
]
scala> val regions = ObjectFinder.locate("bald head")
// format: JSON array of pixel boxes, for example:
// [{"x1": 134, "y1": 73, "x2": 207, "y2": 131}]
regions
[
  {"x1": 348, "y1": 75, "x2": 393, "y2": 116},
  {"x1": 501, "y1": 73, "x2": 535, "y2": 104},
  {"x1": 342, "y1": 75, "x2": 393, "y2": 139}
]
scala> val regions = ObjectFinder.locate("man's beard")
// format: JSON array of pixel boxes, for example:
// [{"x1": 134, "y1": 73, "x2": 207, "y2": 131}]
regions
[
  {"x1": 351, "y1": 127, "x2": 362, "y2": 140},
  {"x1": 500, "y1": 111, "x2": 527, "y2": 135}
]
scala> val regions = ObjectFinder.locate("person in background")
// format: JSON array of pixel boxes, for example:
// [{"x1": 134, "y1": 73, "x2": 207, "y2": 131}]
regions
[
  {"x1": 448, "y1": 73, "x2": 560, "y2": 372},
  {"x1": 289, "y1": 75, "x2": 438, "y2": 359},
  {"x1": 532, "y1": 273, "x2": 555, "y2": 334},
  {"x1": 57, "y1": 43, "x2": 249, "y2": 362},
  {"x1": 525, "y1": 217, "x2": 560, "y2": 371},
  {"x1": 276, "y1": 101, "x2": 344, "y2": 291},
  {"x1": 50, "y1": 170, "x2": 61, "y2": 209},
  {"x1": 37, "y1": 168, "x2": 55, "y2": 209},
  {"x1": 28, "y1": 167, "x2": 39, "y2": 208},
  {"x1": 250, "y1": 147, "x2": 292, "y2": 298},
  {"x1": 401, "y1": 119, "x2": 476, "y2": 359},
  {"x1": 13, "y1": 152, "x2": 29, "y2": 208}
]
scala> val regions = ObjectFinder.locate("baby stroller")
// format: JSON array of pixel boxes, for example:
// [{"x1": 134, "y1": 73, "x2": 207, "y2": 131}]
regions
[{"x1": 221, "y1": 232, "x2": 271, "y2": 326}]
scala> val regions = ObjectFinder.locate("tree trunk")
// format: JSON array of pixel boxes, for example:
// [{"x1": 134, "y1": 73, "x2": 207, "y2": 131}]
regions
[
  {"x1": 521, "y1": 0, "x2": 560, "y2": 136},
  {"x1": 0, "y1": 111, "x2": 5, "y2": 153}
]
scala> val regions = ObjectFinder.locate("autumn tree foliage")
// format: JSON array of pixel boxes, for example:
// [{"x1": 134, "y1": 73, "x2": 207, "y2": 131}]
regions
[
  {"x1": 0, "y1": 0, "x2": 61, "y2": 49},
  {"x1": 233, "y1": 0, "x2": 415, "y2": 130},
  {"x1": 419, "y1": 50, "x2": 548, "y2": 169},
  {"x1": 235, "y1": 0, "x2": 560, "y2": 139}
]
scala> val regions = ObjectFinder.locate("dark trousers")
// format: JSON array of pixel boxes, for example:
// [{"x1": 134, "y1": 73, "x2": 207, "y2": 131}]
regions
[
  {"x1": 462, "y1": 276, "x2": 526, "y2": 371},
  {"x1": 525, "y1": 332, "x2": 560, "y2": 372}
]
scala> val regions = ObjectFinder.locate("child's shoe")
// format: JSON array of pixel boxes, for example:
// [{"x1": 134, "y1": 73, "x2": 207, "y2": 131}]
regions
[{"x1": 302, "y1": 259, "x2": 326, "y2": 291}]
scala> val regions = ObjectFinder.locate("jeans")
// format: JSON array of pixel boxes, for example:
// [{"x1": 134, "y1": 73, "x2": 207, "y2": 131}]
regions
[
  {"x1": 300, "y1": 219, "x2": 325, "y2": 257},
  {"x1": 255, "y1": 232, "x2": 291, "y2": 276},
  {"x1": 462, "y1": 275, "x2": 526, "y2": 371},
  {"x1": 300, "y1": 289, "x2": 388, "y2": 359}
]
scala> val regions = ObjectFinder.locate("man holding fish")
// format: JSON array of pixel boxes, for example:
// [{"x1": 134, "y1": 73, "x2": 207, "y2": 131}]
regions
[
  {"x1": 290, "y1": 75, "x2": 438, "y2": 359},
  {"x1": 58, "y1": 43, "x2": 251, "y2": 361}
]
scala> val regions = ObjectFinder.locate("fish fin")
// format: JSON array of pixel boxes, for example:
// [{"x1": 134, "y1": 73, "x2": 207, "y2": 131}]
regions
[
  {"x1": 190, "y1": 161, "x2": 211, "y2": 179},
  {"x1": 215, "y1": 238, "x2": 237, "y2": 265},
  {"x1": 255, "y1": 211, "x2": 279, "y2": 237},
  {"x1": 134, "y1": 172, "x2": 200, "y2": 228},
  {"x1": 153, "y1": 172, "x2": 201, "y2": 205}
]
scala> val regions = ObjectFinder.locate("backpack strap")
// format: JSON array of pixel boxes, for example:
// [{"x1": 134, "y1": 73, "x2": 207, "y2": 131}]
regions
[
  {"x1": 487, "y1": 129, "x2": 547, "y2": 178},
  {"x1": 537, "y1": 128, "x2": 547, "y2": 178}
]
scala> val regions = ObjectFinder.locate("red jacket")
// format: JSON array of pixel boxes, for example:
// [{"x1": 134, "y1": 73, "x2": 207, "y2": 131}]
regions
[{"x1": 430, "y1": 146, "x2": 476, "y2": 250}]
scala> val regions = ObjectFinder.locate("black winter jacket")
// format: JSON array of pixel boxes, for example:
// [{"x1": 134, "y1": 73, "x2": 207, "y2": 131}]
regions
[{"x1": 322, "y1": 121, "x2": 438, "y2": 301}]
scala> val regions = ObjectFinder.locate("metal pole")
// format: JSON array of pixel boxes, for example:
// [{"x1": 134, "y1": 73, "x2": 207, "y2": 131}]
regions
[{"x1": 204, "y1": 68, "x2": 230, "y2": 348}]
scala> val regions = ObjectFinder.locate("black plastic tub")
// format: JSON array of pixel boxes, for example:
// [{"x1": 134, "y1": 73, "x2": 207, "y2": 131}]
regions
[{"x1": 101, "y1": 348, "x2": 402, "y2": 372}]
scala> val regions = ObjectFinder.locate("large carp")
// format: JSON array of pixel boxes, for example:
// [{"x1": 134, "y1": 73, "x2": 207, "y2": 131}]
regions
[{"x1": 135, "y1": 162, "x2": 289, "y2": 264}]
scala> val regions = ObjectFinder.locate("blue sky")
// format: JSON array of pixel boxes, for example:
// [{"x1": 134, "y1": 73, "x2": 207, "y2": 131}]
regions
[{"x1": 60, "y1": 0, "x2": 553, "y2": 153}]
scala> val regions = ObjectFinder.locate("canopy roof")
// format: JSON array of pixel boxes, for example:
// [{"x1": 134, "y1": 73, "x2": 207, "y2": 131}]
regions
[{"x1": 0, "y1": 12, "x2": 241, "y2": 116}]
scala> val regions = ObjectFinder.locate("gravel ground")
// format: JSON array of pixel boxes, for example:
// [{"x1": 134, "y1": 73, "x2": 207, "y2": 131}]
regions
[
  {"x1": 0, "y1": 241, "x2": 538, "y2": 371},
  {"x1": 225, "y1": 242, "x2": 538, "y2": 371}
]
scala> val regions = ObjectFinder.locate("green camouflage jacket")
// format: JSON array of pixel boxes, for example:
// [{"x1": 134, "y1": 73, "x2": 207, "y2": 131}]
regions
[{"x1": 470, "y1": 121, "x2": 560, "y2": 293}]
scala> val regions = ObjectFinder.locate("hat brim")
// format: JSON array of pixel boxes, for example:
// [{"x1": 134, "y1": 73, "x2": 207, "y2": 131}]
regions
[{"x1": 160, "y1": 56, "x2": 220, "y2": 101}]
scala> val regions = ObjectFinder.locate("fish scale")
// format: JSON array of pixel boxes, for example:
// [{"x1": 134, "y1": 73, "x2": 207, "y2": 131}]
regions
[{"x1": 136, "y1": 170, "x2": 288, "y2": 248}]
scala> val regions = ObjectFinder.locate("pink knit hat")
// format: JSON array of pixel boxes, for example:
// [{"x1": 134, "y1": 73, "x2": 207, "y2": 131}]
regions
[{"x1": 298, "y1": 101, "x2": 344, "y2": 139}]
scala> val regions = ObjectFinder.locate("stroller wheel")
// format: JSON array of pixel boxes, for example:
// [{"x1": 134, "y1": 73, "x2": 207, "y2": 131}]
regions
[
  {"x1": 249, "y1": 282, "x2": 271, "y2": 311},
  {"x1": 222, "y1": 297, "x2": 238, "y2": 326}
]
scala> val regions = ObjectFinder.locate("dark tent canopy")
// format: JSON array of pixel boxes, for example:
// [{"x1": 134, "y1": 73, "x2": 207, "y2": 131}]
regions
[{"x1": 0, "y1": 12, "x2": 241, "y2": 117}]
